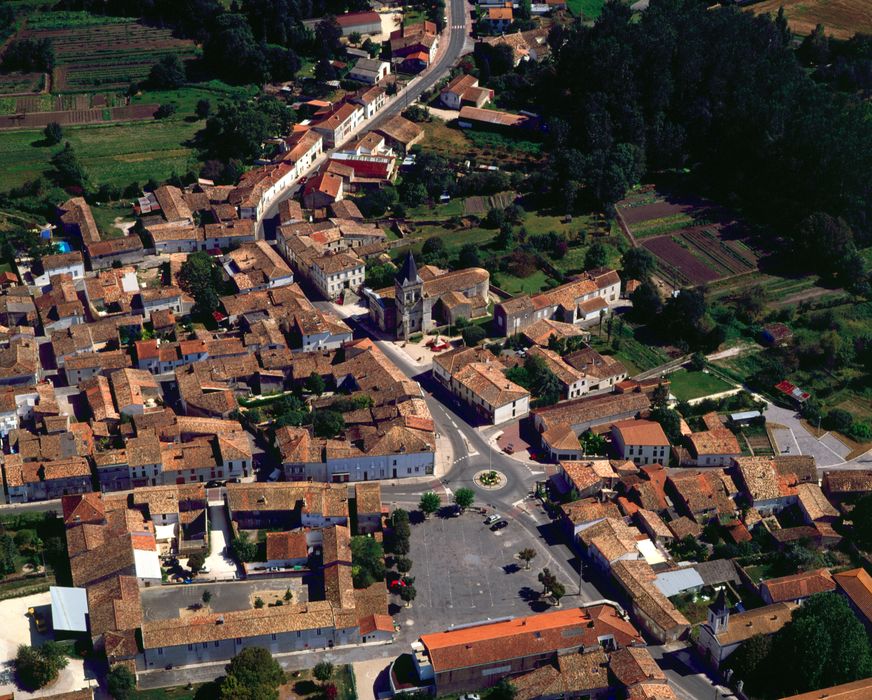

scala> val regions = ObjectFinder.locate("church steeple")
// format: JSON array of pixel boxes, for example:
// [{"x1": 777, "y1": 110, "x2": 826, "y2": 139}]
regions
[
  {"x1": 396, "y1": 252, "x2": 422, "y2": 286},
  {"x1": 707, "y1": 588, "x2": 730, "y2": 634}
]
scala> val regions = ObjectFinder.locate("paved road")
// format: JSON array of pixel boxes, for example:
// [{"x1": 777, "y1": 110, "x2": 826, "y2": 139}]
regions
[{"x1": 256, "y1": 0, "x2": 472, "y2": 238}]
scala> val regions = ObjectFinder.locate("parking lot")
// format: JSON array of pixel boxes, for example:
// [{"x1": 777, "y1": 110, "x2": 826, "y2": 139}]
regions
[
  {"x1": 405, "y1": 510, "x2": 562, "y2": 631},
  {"x1": 140, "y1": 579, "x2": 308, "y2": 622}
]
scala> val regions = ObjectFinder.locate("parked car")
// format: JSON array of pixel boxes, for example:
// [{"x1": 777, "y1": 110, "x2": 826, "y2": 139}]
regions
[
  {"x1": 504, "y1": 443, "x2": 514, "y2": 454},
  {"x1": 227, "y1": 477, "x2": 241, "y2": 483},
  {"x1": 490, "y1": 520, "x2": 508, "y2": 531},
  {"x1": 205, "y1": 480, "x2": 224, "y2": 488},
  {"x1": 484, "y1": 514, "x2": 501, "y2": 525},
  {"x1": 460, "y1": 695, "x2": 481, "y2": 700}
]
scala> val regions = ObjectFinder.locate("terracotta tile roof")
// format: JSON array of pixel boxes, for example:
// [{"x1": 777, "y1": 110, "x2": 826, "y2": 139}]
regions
[
  {"x1": 512, "y1": 649, "x2": 610, "y2": 700},
  {"x1": 527, "y1": 346, "x2": 585, "y2": 387},
  {"x1": 420, "y1": 605, "x2": 642, "y2": 673},
  {"x1": 561, "y1": 460, "x2": 616, "y2": 492},
  {"x1": 779, "y1": 677, "x2": 872, "y2": 700},
  {"x1": 796, "y1": 483, "x2": 838, "y2": 521},
  {"x1": 375, "y1": 115, "x2": 424, "y2": 147},
  {"x1": 358, "y1": 613, "x2": 393, "y2": 635},
  {"x1": 521, "y1": 318, "x2": 585, "y2": 347},
  {"x1": 773, "y1": 455, "x2": 817, "y2": 484},
  {"x1": 609, "y1": 646, "x2": 666, "y2": 687},
  {"x1": 612, "y1": 419, "x2": 670, "y2": 447},
  {"x1": 355, "y1": 482, "x2": 382, "y2": 515},
  {"x1": 141, "y1": 600, "x2": 342, "y2": 649},
  {"x1": 560, "y1": 498, "x2": 621, "y2": 526},
  {"x1": 62, "y1": 493, "x2": 106, "y2": 525},
  {"x1": 541, "y1": 424, "x2": 581, "y2": 452},
  {"x1": 823, "y1": 470, "x2": 872, "y2": 496},
  {"x1": 734, "y1": 457, "x2": 791, "y2": 502},
  {"x1": 667, "y1": 516, "x2": 702, "y2": 541},
  {"x1": 58, "y1": 197, "x2": 100, "y2": 243},
  {"x1": 761, "y1": 568, "x2": 834, "y2": 603},
  {"x1": 432, "y1": 345, "x2": 495, "y2": 376},
  {"x1": 266, "y1": 531, "x2": 308, "y2": 561},
  {"x1": 453, "y1": 361, "x2": 529, "y2": 408},
  {"x1": 712, "y1": 602, "x2": 796, "y2": 646},
  {"x1": 610, "y1": 560, "x2": 690, "y2": 634},
  {"x1": 688, "y1": 424, "x2": 741, "y2": 456},
  {"x1": 154, "y1": 185, "x2": 193, "y2": 223},
  {"x1": 667, "y1": 470, "x2": 734, "y2": 520},
  {"x1": 41, "y1": 251, "x2": 84, "y2": 272},
  {"x1": 534, "y1": 391, "x2": 650, "y2": 434},
  {"x1": 833, "y1": 568, "x2": 872, "y2": 623},
  {"x1": 627, "y1": 682, "x2": 677, "y2": 699},
  {"x1": 4, "y1": 456, "x2": 91, "y2": 487},
  {"x1": 579, "y1": 518, "x2": 642, "y2": 563}
]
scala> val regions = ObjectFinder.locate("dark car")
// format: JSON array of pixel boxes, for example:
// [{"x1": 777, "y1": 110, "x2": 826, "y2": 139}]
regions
[
  {"x1": 226, "y1": 477, "x2": 242, "y2": 484},
  {"x1": 490, "y1": 520, "x2": 508, "y2": 531},
  {"x1": 205, "y1": 480, "x2": 224, "y2": 488}
]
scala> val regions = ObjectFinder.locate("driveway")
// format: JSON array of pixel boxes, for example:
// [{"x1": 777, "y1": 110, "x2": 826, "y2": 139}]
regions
[
  {"x1": 765, "y1": 403, "x2": 872, "y2": 469},
  {"x1": 195, "y1": 504, "x2": 240, "y2": 580},
  {"x1": 0, "y1": 592, "x2": 91, "y2": 698}
]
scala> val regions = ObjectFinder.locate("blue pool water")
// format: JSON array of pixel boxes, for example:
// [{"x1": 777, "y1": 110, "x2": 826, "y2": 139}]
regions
[{"x1": 54, "y1": 241, "x2": 72, "y2": 253}]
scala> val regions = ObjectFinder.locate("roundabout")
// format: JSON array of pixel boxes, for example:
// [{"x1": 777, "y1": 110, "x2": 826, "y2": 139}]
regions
[{"x1": 473, "y1": 469, "x2": 507, "y2": 490}]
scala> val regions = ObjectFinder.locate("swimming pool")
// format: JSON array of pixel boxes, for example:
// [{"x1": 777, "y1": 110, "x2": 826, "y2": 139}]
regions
[{"x1": 54, "y1": 241, "x2": 72, "y2": 253}]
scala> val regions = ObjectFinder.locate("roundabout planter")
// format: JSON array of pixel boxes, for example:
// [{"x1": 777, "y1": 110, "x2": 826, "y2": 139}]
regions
[{"x1": 473, "y1": 469, "x2": 507, "y2": 490}]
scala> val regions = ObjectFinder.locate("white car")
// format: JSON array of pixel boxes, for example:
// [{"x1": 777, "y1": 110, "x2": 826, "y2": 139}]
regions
[
  {"x1": 484, "y1": 514, "x2": 501, "y2": 525},
  {"x1": 459, "y1": 695, "x2": 481, "y2": 700}
]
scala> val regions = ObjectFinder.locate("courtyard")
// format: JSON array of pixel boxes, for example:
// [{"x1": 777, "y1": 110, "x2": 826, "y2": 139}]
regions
[{"x1": 140, "y1": 578, "x2": 309, "y2": 622}]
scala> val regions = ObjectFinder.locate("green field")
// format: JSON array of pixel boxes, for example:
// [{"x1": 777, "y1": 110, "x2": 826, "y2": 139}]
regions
[
  {"x1": 667, "y1": 369, "x2": 734, "y2": 401},
  {"x1": 495, "y1": 270, "x2": 549, "y2": 295},
  {"x1": 566, "y1": 0, "x2": 606, "y2": 19},
  {"x1": 0, "y1": 118, "x2": 201, "y2": 189}
]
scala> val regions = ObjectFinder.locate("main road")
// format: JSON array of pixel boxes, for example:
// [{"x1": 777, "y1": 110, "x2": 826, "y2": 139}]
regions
[{"x1": 256, "y1": 0, "x2": 472, "y2": 237}]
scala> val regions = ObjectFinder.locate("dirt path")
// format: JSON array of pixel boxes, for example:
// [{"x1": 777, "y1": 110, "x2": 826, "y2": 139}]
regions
[{"x1": 770, "y1": 285, "x2": 842, "y2": 308}]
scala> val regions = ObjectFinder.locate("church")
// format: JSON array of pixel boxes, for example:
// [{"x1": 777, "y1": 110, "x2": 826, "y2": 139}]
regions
[{"x1": 365, "y1": 253, "x2": 490, "y2": 339}]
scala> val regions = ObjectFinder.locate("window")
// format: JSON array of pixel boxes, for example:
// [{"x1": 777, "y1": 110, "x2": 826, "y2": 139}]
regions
[
  {"x1": 202, "y1": 642, "x2": 208, "y2": 649},
  {"x1": 271, "y1": 634, "x2": 277, "y2": 641},
  {"x1": 214, "y1": 641, "x2": 220, "y2": 648},
  {"x1": 157, "y1": 648, "x2": 164, "y2": 655},
  {"x1": 188, "y1": 644, "x2": 193, "y2": 651},
  {"x1": 235, "y1": 638, "x2": 242, "y2": 645}
]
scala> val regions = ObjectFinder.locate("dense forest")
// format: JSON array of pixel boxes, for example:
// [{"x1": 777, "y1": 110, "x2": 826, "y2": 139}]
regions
[{"x1": 489, "y1": 0, "x2": 872, "y2": 292}]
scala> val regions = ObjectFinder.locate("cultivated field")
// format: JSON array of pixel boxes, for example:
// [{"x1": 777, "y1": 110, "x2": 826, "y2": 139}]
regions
[
  {"x1": 0, "y1": 72, "x2": 44, "y2": 96},
  {"x1": 19, "y1": 13, "x2": 199, "y2": 92},
  {"x1": 748, "y1": 0, "x2": 872, "y2": 39},
  {"x1": 618, "y1": 187, "x2": 760, "y2": 288}
]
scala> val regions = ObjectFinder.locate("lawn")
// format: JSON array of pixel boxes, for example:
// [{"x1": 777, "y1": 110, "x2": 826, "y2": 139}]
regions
[
  {"x1": 404, "y1": 198, "x2": 465, "y2": 221},
  {"x1": 566, "y1": 0, "x2": 606, "y2": 19},
  {"x1": 0, "y1": 118, "x2": 201, "y2": 189},
  {"x1": 494, "y1": 270, "x2": 549, "y2": 295},
  {"x1": 90, "y1": 201, "x2": 135, "y2": 239},
  {"x1": 667, "y1": 369, "x2": 734, "y2": 401},
  {"x1": 394, "y1": 224, "x2": 498, "y2": 258}
]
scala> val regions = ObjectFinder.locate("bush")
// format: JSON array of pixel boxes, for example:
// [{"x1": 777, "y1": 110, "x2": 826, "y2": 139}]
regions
[
  {"x1": 43, "y1": 122, "x2": 62, "y2": 145},
  {"x1": 461, "y1": 325, "x2": 486, "y2": 347},
  {"x1": 823, "y1": 409, "x2": 854, "y2": 433},
  {"x1": 155, "y1": 103, "x2": 177, "y2": 119},
  {"x1": 107, "y1": 664, "x2": 136, "y2": 700},
  {"x1": 849, "y1": 422, "x2": 872, "y2": 442},
  {"x1": 15, "y1": 643, "x2": 68, "y2": 691}
]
